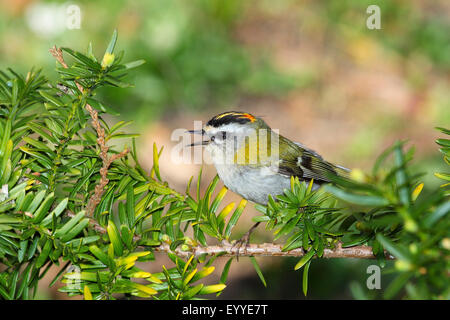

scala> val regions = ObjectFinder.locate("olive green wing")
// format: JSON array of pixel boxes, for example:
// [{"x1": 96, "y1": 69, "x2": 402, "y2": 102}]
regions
[{"x1": 277, "y1": 136, "x2": 348, "y2": 183}]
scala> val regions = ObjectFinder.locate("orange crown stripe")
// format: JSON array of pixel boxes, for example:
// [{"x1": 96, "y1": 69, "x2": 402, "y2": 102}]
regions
[
  {"x1": 213, "y1": 112, "x2": 255, "y2": 122},
  {"x1": 240, "y1": 113, "x2": 255, "y2": 122}
]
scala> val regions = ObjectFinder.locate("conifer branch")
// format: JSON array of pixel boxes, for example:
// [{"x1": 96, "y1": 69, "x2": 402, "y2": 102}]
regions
[
  {"x1": 49, "y1": 46, "x2": 129, "y2": 216},
  {"x1": 66, "y1": 212, "x2": 392, "y2": 260},
  {"x1": 155, "y1": 242, "x2": 394, "y2": 259}
]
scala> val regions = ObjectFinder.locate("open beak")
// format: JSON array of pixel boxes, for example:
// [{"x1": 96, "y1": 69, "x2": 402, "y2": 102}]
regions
[
  {"x1": 187, "y1": 140, "x2": 209, "y2": 147},
  {"x1": 186, "y1": 129, "x2": 205, "y2": 135},
  {"x1": 186, "y1": 129, "x2": 208, "y2": 147}
]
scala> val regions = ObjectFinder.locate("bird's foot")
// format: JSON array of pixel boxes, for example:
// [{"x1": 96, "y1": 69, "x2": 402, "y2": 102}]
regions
[
  {"x1": 231, "y1": 222, "x2": 261, "y2": 260},
  {"x1": 231, "y1": 231, "x2": 252, "y2": 261}
]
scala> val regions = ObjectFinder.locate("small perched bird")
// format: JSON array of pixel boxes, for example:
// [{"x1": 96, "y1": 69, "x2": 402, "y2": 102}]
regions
[{"x1": 188, "y1": 111, "x2": 349, "y2": 249}]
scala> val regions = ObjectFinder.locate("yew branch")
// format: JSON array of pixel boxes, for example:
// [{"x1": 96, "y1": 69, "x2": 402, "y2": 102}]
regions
[
  {"x1": 154, "y1": 242, "x2": 394, "y2": 259},
  {"x1": 49, "y1": 46, "x2": 129, "y2": 216},
  {"x1": 67, "y1": 212, "x2": 393, "y2": 260}
]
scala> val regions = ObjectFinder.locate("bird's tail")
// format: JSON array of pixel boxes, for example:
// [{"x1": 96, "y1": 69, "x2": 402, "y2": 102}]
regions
[{"x1": 333, "y1": 163, "x2": 351, "y2": 178}]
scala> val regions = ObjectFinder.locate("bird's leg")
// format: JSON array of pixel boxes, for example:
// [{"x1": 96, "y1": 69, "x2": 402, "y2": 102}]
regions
[{"x1": 231, "y1": 222, "x2": 261, "y2": 260}]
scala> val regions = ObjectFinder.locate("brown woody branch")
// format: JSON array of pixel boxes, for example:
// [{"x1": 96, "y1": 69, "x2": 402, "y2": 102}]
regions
[
  {"x1": 49, "y1": 46, "x2": 129, "y2": 216},
  {"x1": 155, "y1": 242, "x2": 394, "y2": 259},
  {"x1": 68, "y1": 212, "x2": 393, "y2": 260}
]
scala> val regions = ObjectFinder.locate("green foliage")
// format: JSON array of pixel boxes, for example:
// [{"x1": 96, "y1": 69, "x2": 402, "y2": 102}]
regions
[
  {"x1": 324, "y1": 140, "x2": 449, "y2": 299},
  {"x1": 0, "y1": 32, "x2": 448, "y2": 300},
  {"x1": 0, "y1": 32, "x2": 231, "y2": 300},
  {"x1": 434, "y1": 127, "x2": 450, "y2": 195}
]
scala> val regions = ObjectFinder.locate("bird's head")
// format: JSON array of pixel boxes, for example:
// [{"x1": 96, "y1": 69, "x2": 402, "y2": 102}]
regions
[{"x1": 188, "y1": 111, "x2": 275, "y2": 165}]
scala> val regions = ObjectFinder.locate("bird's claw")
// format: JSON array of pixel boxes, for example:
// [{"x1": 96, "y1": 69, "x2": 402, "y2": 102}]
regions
[
  {"x1": 231, "y1": 232, "x2": 252, "y2": 261},
  {"x1": 228, "y1": 222, "x2": 261, "y2": 261}
]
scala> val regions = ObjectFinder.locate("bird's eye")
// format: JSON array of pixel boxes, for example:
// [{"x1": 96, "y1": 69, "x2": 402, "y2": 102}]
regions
[
  {"x1": 221, "y1": 131, "x2": 227, "y2": 140},
  {"x1": 210, "y1": 136, "x2": 215, "y2": 142}
]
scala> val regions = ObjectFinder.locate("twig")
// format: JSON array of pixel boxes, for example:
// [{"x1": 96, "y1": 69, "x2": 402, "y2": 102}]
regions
[
  {"x1": 49, "y1": 46, "x2": 129, "y2": 216},
  {"x1": 67, "y1": 212, "x2": 393, "y2": 260},
  {"x1": 156, "y1": 241, "x2": 394, "y2": 259},
  {"x1": 49, "y1": 46, "x2": 68, "y2": 69}
]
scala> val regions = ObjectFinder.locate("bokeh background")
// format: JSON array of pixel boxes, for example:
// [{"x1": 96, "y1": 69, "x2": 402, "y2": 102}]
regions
[{"x1": 0, "y1": 0, "x2": 449, "y2": 299}]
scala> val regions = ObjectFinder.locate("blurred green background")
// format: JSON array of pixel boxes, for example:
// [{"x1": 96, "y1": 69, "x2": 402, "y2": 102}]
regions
[{"x1": 0, "y1": 0, "x2": 449, "y2": 299}]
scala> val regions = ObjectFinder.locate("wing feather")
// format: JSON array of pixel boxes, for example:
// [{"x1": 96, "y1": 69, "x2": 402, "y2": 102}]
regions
[{"x1": 277, "y1": 136, "x2": 348, "y2": 183}]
